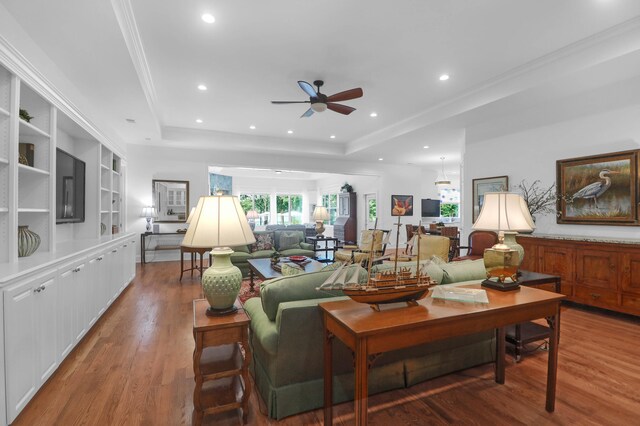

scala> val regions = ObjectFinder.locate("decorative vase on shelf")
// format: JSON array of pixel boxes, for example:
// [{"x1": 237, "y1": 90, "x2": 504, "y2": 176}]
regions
[
  {"x1": 100, "y1": 222, "x2": 107, "y2": 236},
  {"x1": 18, "y1": 226, "x2": 40, "y2": 257}
]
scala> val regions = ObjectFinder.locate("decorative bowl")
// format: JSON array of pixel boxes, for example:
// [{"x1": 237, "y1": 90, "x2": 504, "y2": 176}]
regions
[{"x1": 288, "y1": 255, "x2": 307, "y2": 263}]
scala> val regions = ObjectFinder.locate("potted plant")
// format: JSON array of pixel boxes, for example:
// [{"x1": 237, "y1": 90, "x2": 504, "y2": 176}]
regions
[
  {"x1": 513, "y1": 180, "x2": 556, "y2": 224},
  {"x1": 341, "y1": 182, "x2": 353, "y2": 193}
]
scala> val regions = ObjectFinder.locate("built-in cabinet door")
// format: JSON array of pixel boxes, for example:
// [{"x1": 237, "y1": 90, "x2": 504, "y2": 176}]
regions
[
  {"x1": 4, "y1": 271, "x2": 58, "y2": 423},
  {"x1": 620, "y1": 251, "x2": 640, "y2": 295},
  {"x1": 576, "y1": 248, "x2": 618, "y2": 290},
  {"x1": 104, "y1": 248, "x2": 116, "y2": 306},
  {"x1": 538, "y1": 245, "x2": 575, "y2": 296},
  {"x1": 57, "y1": 266, "x2": 76, "y2": 359},
  {"x1": 73, "y1": 263, "x2": 87, "y2": 341},
  {"x1": 87, "y1": 255, "x2": 101, "y2": 326},
  {"x1": 518, "y1": 238, "x2": 537, "y2": 271}
]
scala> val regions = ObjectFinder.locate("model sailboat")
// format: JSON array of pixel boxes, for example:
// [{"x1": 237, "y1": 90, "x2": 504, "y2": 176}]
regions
[{"x1": 317, "y1": 219, "x2": 437, "y2": 311}]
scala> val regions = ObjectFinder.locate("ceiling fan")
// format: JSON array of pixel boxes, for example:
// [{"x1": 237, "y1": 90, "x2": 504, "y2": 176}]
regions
[{"x1": 271, "y1": 80, "x2": 363, "y2": 118}]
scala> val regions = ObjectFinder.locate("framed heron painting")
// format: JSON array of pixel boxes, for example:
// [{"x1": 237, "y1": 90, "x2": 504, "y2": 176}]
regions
[{"x1": 556, "y1": 150, "x2": 638, "y2": 225}]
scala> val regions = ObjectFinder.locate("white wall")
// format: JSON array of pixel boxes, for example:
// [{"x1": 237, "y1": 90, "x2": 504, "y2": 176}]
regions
[
  {"x1": 126, "y1": 144, "x2": 430, "y2": 260},
  {"x1": 463, "y1": 103, "x2": 640, "y2": 240}
]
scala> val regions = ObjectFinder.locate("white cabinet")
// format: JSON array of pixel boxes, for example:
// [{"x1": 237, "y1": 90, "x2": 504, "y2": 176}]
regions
[
  {"x1": 86, "y1": 253, "x2": 104, "y2": 326},
  {"x1": 57, "y1": 258, "x2": 87, "y2": 359},
  {"x1": 4, "y1": 270, "x2": 58, "y2": 422}
]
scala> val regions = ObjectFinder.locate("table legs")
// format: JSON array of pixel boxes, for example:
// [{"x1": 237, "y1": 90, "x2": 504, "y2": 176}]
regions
[
  {"x1": 249, "y1": 269, "x2": 256, "y2": 292},
  {"x1": 546, "y1": 308, "x2": 560, "y2": 412},
  {"x1": 323, "y1": 327, "x2": 333, "y2": 425},
  {"x1": 495, "y1": 327, "x2": 505, "y2": 384},
  {"x1": 354, "y1": 338, "x2": 369, "y2": 426}
]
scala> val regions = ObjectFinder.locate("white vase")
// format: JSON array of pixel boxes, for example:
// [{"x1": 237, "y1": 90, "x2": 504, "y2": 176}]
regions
[{"x1": 18, "y1": 225, "x2": 41, "y2": 257}]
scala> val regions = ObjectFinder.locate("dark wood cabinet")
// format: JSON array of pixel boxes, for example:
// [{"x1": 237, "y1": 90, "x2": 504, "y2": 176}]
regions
[
  {"x1": 517, "y1": 235, "x2": 640, "y2": 316},
  {"x1": 334, "y1": 192, "x2": 357, "y2": 245}
]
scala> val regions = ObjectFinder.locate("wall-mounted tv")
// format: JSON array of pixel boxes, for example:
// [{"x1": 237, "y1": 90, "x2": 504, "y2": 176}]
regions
[
  {"x1": 56, "y1": 148, "x2": 86, "y2": 224},
  {"x1": 421, "y1": 198, "x2": 441, "y2": 217}
]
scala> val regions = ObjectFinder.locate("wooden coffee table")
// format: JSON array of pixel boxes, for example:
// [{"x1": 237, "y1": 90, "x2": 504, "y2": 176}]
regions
[
  {"x1": 247, "y1": 257, "x2": 325, "y2": 291},
  {"x1": 320, "y1": 285, "x2": 565, "y2": 425}
]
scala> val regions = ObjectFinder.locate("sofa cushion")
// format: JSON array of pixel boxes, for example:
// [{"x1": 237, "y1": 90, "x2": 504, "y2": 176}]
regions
[
  {"x1": 439, "y1": 259, "x2": 487, "y2": 284},
  {"x1": 260, "y1": 265, "x2": 367, "y2": 321},
  {"x1": 280, "y1": 248, "x2": 316, "y2": 258},
  {"x1": 252, "y1": 231, "x2": 275, "y2": 252},
  {"x1": 230, "y1": 251, "x2": 252, "y2": 262},
  {"x1": 251, "y1": 249, "x2": 276, "y2": 259},
  {"x1": 371, "y1": 260, "x2": 445, "y2": 284},
  {"x1": 281, "y1": 263, "x2": 305, "y2": 276},
  {"x1": 278, "y1": 231, "x2": 302, "y2": 250},
  {"x1": 231, "y1": 244, "x2": 250, "y2": 254}
]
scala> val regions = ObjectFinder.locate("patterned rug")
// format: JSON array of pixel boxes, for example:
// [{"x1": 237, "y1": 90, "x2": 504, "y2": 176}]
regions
[{"x1": 238, "y1": 277, "x2": 262, "y2": 304}]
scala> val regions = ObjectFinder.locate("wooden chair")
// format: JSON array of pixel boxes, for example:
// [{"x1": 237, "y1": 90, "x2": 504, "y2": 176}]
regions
[
  {"x1": 440, "y1": 226, "x2": 459, "y2": 261},
  {"x1": 453, "y1": 230, "x2": 498, "y2": 261},
  {"x1": 334, "y1": 229, "x2": 390, "y2": 266}
]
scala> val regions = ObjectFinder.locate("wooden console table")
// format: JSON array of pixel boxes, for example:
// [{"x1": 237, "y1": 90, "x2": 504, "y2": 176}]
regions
[
  {"x1": 192, "y1": 299, "x2": 251, "y2": 425},
  {"x1": 320, "y1": 285, "x2": 565, "y2": 425},
  {"x1": 307, "y1": 236, "x2": 339, "y2": 262},
  {"x1": 140, "y1": 232, "x2": 185, "y2": 264}
]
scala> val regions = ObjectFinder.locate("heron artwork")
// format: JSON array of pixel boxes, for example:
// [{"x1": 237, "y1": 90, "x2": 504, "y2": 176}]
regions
[{"x1": 571, "y1": 169, "x2": 620, "y2": 208}]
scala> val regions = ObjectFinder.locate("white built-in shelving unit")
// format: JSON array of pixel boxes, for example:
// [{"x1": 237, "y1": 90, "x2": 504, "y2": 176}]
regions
[{"x1": 0, "y1": 61, "x2": 127, "y2": 264}]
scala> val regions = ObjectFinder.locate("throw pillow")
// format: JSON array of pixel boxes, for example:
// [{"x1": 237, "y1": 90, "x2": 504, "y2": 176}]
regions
[
  {"x1": 252, "y1": 232, "x2": 274, "y2": 251},
  {"x1": 279, "y1": 231, "x2": 301, "y2": 250},
  {"x1": 440, "y1": 259, "x2": 487, "y2": 284},
  {"x1": 281, "y1": 263, "x2": 304, "y2": 276}
]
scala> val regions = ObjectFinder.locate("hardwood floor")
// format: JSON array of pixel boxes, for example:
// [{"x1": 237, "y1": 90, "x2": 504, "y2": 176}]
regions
[{"x1": 14, "y1": 261, "x2": 640, "y2": 425}]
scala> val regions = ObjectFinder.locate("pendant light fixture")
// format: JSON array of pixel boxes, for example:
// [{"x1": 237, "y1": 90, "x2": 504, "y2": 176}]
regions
[{"x1": 435, "y1": 156, "x2": 451, "y2": 187}]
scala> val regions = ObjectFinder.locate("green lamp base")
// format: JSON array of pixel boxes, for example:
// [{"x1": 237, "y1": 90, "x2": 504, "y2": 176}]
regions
[{"x1": 201, "y1": 247, "x2": 243, "y2": 314}]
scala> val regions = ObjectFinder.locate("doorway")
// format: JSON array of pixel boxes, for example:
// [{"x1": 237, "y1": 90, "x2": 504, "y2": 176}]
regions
[{"x1": 364, "y1": 193, "x2": 377, "y2": 229}]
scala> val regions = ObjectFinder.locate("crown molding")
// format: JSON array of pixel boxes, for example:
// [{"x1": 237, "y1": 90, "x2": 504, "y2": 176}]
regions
[
  {"x1": 111, "y1": 0, "x2": 162, "y2": 134},
  {"x1": 0, "y1": 34, "x2": 125, "y2": 157},
  {"x1": 346, "y1": 15, "x2": 640, "y2": 155}
]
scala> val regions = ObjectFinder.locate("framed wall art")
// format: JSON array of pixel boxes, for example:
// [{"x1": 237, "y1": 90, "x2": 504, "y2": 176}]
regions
[
  {"x1": 391, "y1": 195, "x2": 413, "y2": 216},
  {"x1": 556, "y1": 150, "x2": 638, "y2": 225},
  {"x1": 472, "y1": 175, "x2": 508, "y2": 222}
]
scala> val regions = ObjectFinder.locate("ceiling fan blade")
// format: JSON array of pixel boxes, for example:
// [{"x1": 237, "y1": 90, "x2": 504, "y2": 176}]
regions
[
  {"x1": 298, "y1": 81, "x2": 318, "y2": 98},
  {"x1": 271, "y1": 100, "x2": 311, "y2": 104},
  {"x1": 326, "y1": 88, "x2": 363, "y2": 102},
  {"x1": 300, "y1": 108, "x2": 315, "y2": 118},
  {"x1": 327, "y1": 103, "x2": 356, "y2": 115}
]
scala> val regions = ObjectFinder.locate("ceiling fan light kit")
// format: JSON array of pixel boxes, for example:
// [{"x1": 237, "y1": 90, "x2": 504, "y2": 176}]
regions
[{"x1": 272, "y1": 80, "x2": 363, "y2": 118}]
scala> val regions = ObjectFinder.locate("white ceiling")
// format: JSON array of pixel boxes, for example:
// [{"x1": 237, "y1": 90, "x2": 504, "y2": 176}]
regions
[{"x1": 3, "y1": 0, "x2": 640, "y2": 172}]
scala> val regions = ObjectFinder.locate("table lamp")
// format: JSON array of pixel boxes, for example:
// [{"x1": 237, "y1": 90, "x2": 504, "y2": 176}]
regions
[
  {"x1": 472, "y1": 192, "x2": 534, "y2": 291},
  {"x1": 140, "y1": 206, "x2": 157, "y2": 232},
  {"x1": 312, "y1": 206, "x2": 330, "y2": 237},
  {"x1": 181, "y1": 195, "x2": 256, "y2": 316},
  {"x1": 246, "y1": 209, "x2": 259, "y2": 230},
  {"x1": 185, "y1": 207, "x2": 196, "y2": 224}
]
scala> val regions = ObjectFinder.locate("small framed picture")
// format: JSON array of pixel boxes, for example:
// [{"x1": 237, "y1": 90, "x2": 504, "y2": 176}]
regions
[
  {"x1": 391, "y1": 195, "x2": 413, "y2": 216},
  {"x1": 472, "y1": 176, "x2": 509, "y2": 222}
]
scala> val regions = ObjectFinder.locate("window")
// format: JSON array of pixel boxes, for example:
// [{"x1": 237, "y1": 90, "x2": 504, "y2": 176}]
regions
[
  {"x1": 239, "y1": 193, "x2": 270, "y2": 225},
  {"x1": 321, "y1": 193, "x2": 338, "y2": 224},
  {"x1": 276, "y1": 194, "x2": 302, "y2": 225},
  {"x1": 439, "y1": 188, "x2": 460, "y2": 222}
]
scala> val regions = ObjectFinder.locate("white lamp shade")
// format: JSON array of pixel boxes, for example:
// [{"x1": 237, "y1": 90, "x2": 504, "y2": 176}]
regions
[
  {"x1": 246, "y1": 210, "x2": 260, "y2": 220},
  {"x1": 519, "y1": 196, "x2": 536, "y2": 230},
  {"x1": 472, "y1": 192, "x2": 534, "y2": 233},
  {"x1": 140, "y1": 206, "x2": 157, "y2": 218},
  {"x1": 185, "y1": 207, "x2": 196, "y2": 224},
  {"x1": 182, "y1": 195, "x2": 256, "y2": 248},
  {"x1": 313, "y1": 206, "x2": 330, "y2": 221}
]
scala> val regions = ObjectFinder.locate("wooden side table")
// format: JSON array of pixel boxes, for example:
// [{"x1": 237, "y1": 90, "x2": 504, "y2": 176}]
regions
[
  {"x1": 180, "y1": 245, "x2": 210, "y2": 281},
  {"x1": 192, "y1": 299, "x2": 251, "y2": 425}
]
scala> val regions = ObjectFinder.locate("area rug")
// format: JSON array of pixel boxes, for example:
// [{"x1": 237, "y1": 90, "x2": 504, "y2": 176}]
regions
[{"x1": 238, "y1": 277, "x2": 262, "y2": 304}]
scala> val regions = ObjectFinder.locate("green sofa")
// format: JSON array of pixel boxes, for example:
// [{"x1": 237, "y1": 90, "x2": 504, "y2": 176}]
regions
[
  {"x1": 243, "y1": 259, "x2": 496, "y2": 419},
  {"x1": 231, "y1": 230, "x2": 315, "y2": 277}
]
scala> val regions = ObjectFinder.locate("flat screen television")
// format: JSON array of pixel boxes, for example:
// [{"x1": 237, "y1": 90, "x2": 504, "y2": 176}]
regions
[
  {"x1": 421, "y1": 199, "x2": 441, "y2": 217},
  {"x1": 56, "y1": 148, "x2": 86, "y2": 223}
]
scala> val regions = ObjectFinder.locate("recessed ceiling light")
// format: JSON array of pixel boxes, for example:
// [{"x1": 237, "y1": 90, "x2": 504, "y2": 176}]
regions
[
  {"x1": 423, "y1": 145, "x2": 430, "y2": 149},
  {"x1": 125, "y1": 118, "x2": 136, "y2": 124},
  {"x1": 196, "y1": 119, "x2": 203, "y2": 123},
  {"x1": 201, "y1": 13, "x2": 215, "y2": 24},
  {"x1": 287, "y1": 130, "x2": 293, "y2": 134},
  {"x1": 275, "y1": 170, "x2": 282, "y2": 174},
  {"x1": 197, "y1": 84, "x2": 207, "y2": 91},
  {"x1": 378, "y1": 157, "x2": 383, "y2": 161},
  {"x1": 439, "y1": 74, "x2": 450, "y2": 81},
  {"x1": 249, "y1": 125, "x2": 256, "y2": 130},
  {"x1": 330, "y1": 135, "x2": 336, "y2": 139},
  {"x1": 370, "y1": 112, "x2": 378, "y2": 118}
]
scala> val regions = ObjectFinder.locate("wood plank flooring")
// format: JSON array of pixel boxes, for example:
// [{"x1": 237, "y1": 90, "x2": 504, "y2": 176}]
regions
[{"x1": 13, "y1": 261, "x2": 640, "y2": 425}]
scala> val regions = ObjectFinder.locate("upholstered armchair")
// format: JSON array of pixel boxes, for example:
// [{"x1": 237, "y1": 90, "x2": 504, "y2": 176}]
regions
[
  {"x1": 334, "y1": 229, "x2": 389, "y2": 265},
  {"x1": 453, "y1": 230, "x2": 498, "y2": 261},
  {"x1": 406, "y1": 235, "x2": 450, "y2": 262}
]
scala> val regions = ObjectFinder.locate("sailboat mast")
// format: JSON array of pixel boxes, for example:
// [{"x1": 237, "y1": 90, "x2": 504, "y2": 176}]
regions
[
  {"x1": 416, "y1": 220, "x2": 422, "y2": 282},
  {"x1": 393, "y1": 216, "x2": 401, "y2": 273},
  {"x1": 366, "y1": 218, "x2": 378, "y2": 281}
]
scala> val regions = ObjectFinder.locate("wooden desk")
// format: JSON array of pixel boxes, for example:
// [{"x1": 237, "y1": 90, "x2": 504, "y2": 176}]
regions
[
  {"x1": 192, "y1": 299, "x2": 251, "y2": 425},
  {"x1": 320, "y1": 285, "x2": 565, "y2": 425},
  {"x1": 140, "y1": 232, "x2": 185, "y2": 264}
]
